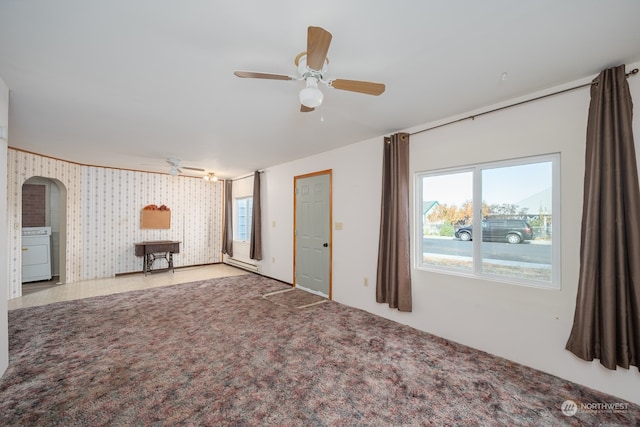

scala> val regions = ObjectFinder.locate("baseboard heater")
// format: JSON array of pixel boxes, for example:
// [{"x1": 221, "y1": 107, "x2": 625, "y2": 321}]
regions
[{"x1": 225, "y1": 257, "x2": 260, "y2": 273}]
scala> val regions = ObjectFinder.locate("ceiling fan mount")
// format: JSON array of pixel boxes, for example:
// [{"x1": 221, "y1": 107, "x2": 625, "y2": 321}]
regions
[
  {"x1": 234, "y1": 26, "x2": 385, "y2": 112},
  {"x1": 294, "y1": 52, "x2": 328, "y2": 78}
]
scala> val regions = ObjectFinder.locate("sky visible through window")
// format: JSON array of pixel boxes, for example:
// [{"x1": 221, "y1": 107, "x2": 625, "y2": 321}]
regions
[{"x1": 423, "y1": 161, "x2": 552, "y2": 207}]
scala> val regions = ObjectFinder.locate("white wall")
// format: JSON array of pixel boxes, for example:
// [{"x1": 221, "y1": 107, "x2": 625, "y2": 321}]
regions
[
  {"x1": 260, "y1": 61, "x2": 640, "y2": 406},
  {"x1": 260, "y1": 141, "x2": 383, "y2": 290},
  {"x1": 0, "y1": 76, "x2": 9, "y2": 377}
]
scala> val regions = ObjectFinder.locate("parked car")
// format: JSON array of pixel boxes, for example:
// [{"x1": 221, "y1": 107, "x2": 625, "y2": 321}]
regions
[{"x1": 454, "y1": 219, "x2": 534, "y2": 244}]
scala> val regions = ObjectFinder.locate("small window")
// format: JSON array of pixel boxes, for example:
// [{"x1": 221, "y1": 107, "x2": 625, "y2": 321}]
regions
[
  {"x1": 417, "y1": 154, "x2": 559, "y2": 289},
  {"x1": 235, "y1": 197, "x2": 253, "y2": 241}
]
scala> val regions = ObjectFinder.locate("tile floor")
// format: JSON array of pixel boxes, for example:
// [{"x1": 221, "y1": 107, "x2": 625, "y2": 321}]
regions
[
  {"x1": 9, "y1": 263, "x2": 249, "y2": 310},
  {"x1": 21, "y1": 277, "x2": 62, "y2": 296}
]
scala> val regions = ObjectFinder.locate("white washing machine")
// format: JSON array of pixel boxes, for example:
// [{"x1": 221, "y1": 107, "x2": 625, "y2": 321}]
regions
[{"x1": 22, "y1": 226, "x2": 52, "y2": 283}]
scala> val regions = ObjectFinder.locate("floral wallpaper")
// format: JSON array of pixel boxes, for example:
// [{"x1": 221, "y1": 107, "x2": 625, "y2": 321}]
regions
[{"x1": 7, "y1": 149, "x2": 223, "y2": 299}]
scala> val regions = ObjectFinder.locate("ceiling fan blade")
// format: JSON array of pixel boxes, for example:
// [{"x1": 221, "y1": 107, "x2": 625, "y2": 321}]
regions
[
  {"x1": 329, "y1": 79, "x2": 386, "y2": 96},
  {"x1": 234, "y1": 71, "x2": 294, "y2": 80},
  {"x1": 300, "y1": 105, "x2": 315, "y2": 113},
  {"x1": 306, "y1": 26, "x2": 332, "y2": 71},
  {"x1": 182, "y1": 166, "x2": 205, "y2": 172}
]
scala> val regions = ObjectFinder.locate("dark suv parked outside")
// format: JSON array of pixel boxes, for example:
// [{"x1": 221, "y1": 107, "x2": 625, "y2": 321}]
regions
[{"x1": 454, "y1": 219, "x2": 534, "y2": 244}]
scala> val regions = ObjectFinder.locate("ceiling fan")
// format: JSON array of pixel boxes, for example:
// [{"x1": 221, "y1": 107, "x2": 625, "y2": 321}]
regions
[
  {"x1": 234, "y1": 26, "x2": 385, "y2": 112},
  {"x1": 166, "y1": 158, "x2": 205, "y2": 176}
]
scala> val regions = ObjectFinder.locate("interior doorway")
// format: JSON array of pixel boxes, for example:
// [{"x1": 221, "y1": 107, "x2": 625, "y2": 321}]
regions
[
  {"x1": 293, "y1": 170, "x2": 332, "y2": 298},
  {"x1": 21, "y1": 177, "x2": 67, "y2": 293}
]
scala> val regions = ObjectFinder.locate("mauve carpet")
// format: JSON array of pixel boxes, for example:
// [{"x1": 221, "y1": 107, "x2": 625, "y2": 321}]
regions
[{"x1": 0, "y1": 274, "x2": 638, "y2": 426}]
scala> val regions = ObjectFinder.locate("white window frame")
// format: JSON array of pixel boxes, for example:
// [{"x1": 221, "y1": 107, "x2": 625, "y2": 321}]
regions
[
  {"x1": 234, "y1": 196, "x2": 253, "y2": 242},
  {"x1": 415, "y1": 153, "x2": 561, "y2": 289}
]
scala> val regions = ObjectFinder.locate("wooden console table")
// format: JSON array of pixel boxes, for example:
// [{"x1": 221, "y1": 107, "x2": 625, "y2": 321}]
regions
[{"x1": 134, "y1": 241, "x2": 180, "y2": 275}]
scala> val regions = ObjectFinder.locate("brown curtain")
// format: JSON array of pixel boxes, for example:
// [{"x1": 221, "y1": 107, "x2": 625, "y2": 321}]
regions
[
  {"x1": 222, "y1": 179, "x2": 233, "y2": 257},
  {"x1": 249, "y1": 171, "x2": 262, "y2": 260},
  {"x1": 376, "y1": 132, "x2": 412, "y2": 312},
  {"x1": 566, "y1": 65, "x2": 640, "y2": 371}
]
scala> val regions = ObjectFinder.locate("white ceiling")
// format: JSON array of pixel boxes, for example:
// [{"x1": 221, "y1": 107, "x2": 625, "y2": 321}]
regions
[{"x1": 1, "y1": 1, "x2": 640, "y2": 179}]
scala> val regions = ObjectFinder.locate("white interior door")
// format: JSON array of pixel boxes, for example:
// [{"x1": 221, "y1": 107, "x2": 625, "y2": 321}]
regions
[{"x1": 294, "y1": 171, "x2": 331, "y2": 298}]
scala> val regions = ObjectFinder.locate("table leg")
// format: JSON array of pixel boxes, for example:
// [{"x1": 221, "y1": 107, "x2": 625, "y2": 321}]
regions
[{"x1": 143, "y1": 252, "x2": 174, "y2": 275}]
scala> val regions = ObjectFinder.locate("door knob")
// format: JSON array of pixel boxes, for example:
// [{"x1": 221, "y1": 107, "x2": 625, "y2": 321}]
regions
[{"x1": 323, "y1": 242, "x2": 328, "y2": 247}]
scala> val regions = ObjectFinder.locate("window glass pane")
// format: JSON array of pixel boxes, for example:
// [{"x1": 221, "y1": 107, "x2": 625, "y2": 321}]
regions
[
  {"x1": 235, "y1": 197, "x2": 253, "y2": 241},
  {"x1": 421, "y1": 171, "x2": 473, "y2": 271},
  {"x1": 480, "y1": 161, "x2": 553, "y2": 282},
  {"x1": 417, "y1": 154, "x2": 558, "y2": 289},
  {"x1": 236, "y1": 198, "x2": 246, "y2": 241}
]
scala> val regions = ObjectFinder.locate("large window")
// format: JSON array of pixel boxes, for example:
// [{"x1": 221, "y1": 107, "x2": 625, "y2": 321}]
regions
[
  {"x1": 235, "y1": 197, "x2": 253, "y2": 242},
  {"x1": 417, "y1": 154, "x2": 559, "y2": 288}
]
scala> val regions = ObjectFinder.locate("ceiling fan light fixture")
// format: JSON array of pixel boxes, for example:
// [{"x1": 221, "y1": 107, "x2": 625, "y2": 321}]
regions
[
  {"x1": 203, "y1": 172, "x2": 218, "y2": 182},
  {"x1": 169, "y1": 167, "x2": 179, "y2": 176},
  {"x1": 234, "y1": 27, "x2": 385, "y2": 112},
  {"x1": 299, "y1": 78, "x2": 324, "y2": 108}
]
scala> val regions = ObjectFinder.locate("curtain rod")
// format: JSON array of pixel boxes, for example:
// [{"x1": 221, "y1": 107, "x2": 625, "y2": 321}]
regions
[
  {"x1": 411, "y1": 68, "x2": 639, "y2": 136},
  {"x1": 231, "y1": 170, "x2": 264, "y2": 181}
]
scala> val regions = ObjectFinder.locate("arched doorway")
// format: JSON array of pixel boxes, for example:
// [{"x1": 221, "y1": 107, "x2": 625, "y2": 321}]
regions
[{"x1": 21, "y1": 177, "x2": 67, "y2": 293}]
